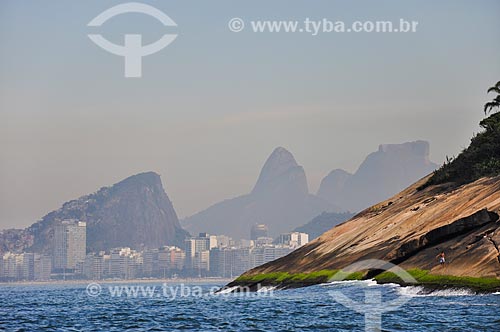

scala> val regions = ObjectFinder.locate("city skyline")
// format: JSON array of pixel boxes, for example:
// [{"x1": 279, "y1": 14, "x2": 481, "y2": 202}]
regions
[{"x1": 0, "y1": 219, "x2": 309, "y2": 281}]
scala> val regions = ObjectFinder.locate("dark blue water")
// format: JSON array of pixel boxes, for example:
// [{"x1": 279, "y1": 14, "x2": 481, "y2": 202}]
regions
[{"x1": 0, "y1": 280, "x2": 499, "y2": 331}]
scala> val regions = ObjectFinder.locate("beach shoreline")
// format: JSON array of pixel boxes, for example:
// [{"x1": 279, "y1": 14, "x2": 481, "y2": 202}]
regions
[{"x1": 0, "y1": 277, "x2": 234, "y2": 286}]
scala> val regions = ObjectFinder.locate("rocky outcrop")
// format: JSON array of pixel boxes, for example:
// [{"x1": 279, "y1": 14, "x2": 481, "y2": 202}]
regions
[
  {"x1": 393, "y1": 209, "x2": 498, "y2": 263},
  {"x1": 182, "y1": 147, "x2": 337, "y2": 239},
  {"x1": 21, "y1": 172, "x2": 189, "y2": 253},
  {"x1": 489, "y1": 228, "x2": 500, "y2": 264},
  {"x1": 238, "y1": 175, "x2": 500, "y2": 280},
  {"x1": 317, "y1": 141, "x2": 438, "y2": 212}
]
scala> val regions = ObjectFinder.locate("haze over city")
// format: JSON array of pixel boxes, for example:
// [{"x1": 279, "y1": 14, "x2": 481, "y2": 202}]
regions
[{"x1": 1, "y1": 0, "x2": 500, "y2": 229}]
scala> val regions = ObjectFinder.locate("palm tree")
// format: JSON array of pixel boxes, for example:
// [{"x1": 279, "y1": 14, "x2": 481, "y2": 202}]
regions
[{"x1": 484, "y1": 80, "x2": 500, "y2": 115}]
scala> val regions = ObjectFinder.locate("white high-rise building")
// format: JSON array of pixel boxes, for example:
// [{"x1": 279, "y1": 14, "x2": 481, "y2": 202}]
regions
[
  {"x1": 83, "y1": 253, "x2": 104, "y2": 280},
  {"x1": 215, "y1": 235, "x2": 233, "y2": 248},
  {"x1": 34, "y1": 254, "x2": 52, "y2": 281},
  {"x1": 109, "y1": 247, "x2": 130, "y2": 279},
  {"x1": 184, "y1": 233, "x2": 217, "y2": 271},
  {"x1": 0, "y1": 252, "x2": 45, "y2": 281},
  {"x1": 278, "y1": 232, "x2": 309, "y2": 248},
  {"x1": 1, "y1": 252, "x2": 22, "y2": 280},
  {"x1": 53, "y1": 220, "x2": 86, "y2": 270},
  {"x1": 192, "y1": 250, "x2": 210, "y2": 273},
  {"x1": 21, "y1": 253, "x2": 35, "y2": 280},
  {"x1": 107, "y1": 247, "x2": 141, "y2": 279}
]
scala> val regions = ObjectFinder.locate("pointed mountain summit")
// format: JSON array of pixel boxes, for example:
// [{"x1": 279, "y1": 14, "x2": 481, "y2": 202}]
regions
[
  {"x1": 25, "y1": 172, "x2": 189, "y2": 253},
  {"x1": 252, "y1": 147, "x2": 308, "y2": 197},
  {"x1": 182, "y1": 147, "x2": 336, "y2": 239}
]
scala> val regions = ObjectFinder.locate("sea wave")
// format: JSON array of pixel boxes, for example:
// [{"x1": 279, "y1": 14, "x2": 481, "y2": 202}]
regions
[
  {"x1": 256, "y1": 286, "x2": 278, "y2": 292},
  {"x1": 398, "y1": 286, "x2": 476, "y2": 297},
  {"x1": 215, "y1": 286, "x2": 238, "y2": 294},
  {"x1": 322, "y1": 279, "x2": 378, "y2": 287},
  {"x1": 373, "y1": 282, "x2": 401, "y2": 288}
]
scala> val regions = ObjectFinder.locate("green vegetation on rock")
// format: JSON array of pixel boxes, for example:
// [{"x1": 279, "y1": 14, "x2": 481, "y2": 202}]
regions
[
  {"x1": 235, "y1": 270, "x2": 364, "y2": 285},
  {"x1": 422, "y1": 81, "x2": 500, "y2": 189},
  {"x1": 374, "y1": 268, "x2": 500, "y2": 292},
  {"x1": 234, "y1": 269, "x2": 500, "y2": 292}
]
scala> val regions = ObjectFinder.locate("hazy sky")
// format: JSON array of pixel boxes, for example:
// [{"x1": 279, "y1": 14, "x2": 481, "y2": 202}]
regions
[{"x1": 1, "y1": 0, "x2": 500, "y2": 229}]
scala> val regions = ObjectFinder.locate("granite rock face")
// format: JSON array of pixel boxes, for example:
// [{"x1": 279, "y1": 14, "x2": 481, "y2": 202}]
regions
[
  {"x1": 21, "y1": 172, "x2": 188, "y2": 253},
  {"x1": 242, "y1": 175, "x2": 500, "y2": 279}
]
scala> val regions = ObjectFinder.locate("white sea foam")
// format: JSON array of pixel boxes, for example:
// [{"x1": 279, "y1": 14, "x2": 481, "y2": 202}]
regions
[
  {"x1": 215, "y1": 286, "x2": 238, "y2": 294},
  {"x1": 256, "y1": 286, "x2": 278, "y2": 292},
  {"x1": 375, "y1": 282, "x2": 400, "y2": 288},
  {"x1": 363, "y1": 279, "x2": 380, "y2": 287},
  {"x1": 493, "y1": 291, "x2": 500, "y2": 295},
  {"x1": 398, "y1": 286, "x2": 476, "y2": 297},
  {"x1": 322, "y1": 279, "x2": 378, "y2": 287}
]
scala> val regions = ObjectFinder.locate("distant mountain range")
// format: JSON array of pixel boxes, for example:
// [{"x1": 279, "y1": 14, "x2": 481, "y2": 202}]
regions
[
  {"x1": 0, "y1": 141, "x2": 439, "y2": 253},
  {"x1": 182, "y1": 147, "x2": 338, "y2": 239},
  {"x1": 317, "y1": 140, "x2": 438, "y2": 212},
  {"x1": 183, "y1": 142, "x2": 438, "y2": 239},
  {"x1": 1, "y1": 172, "x2": 188, "y2": 254}
]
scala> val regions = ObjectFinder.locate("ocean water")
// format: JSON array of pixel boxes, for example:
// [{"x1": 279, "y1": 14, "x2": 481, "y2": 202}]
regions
[{"x1": 0, "y1": 280, "x2": 499, "y2": 331}]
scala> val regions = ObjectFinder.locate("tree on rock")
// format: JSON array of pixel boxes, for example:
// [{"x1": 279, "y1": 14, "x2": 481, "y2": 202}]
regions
[{"x1": 484, "y1": 81, "x2": 500, "y2": 115}]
